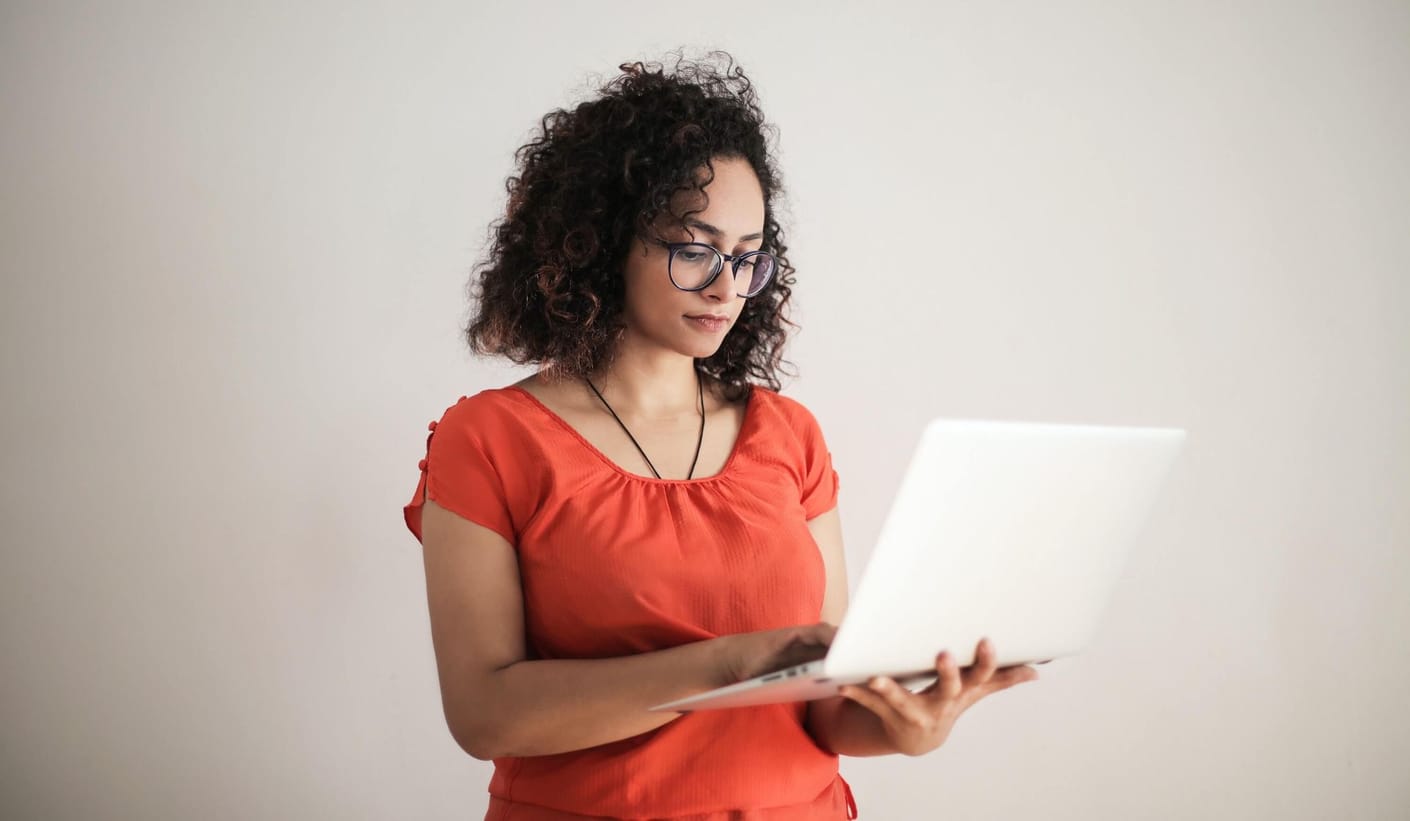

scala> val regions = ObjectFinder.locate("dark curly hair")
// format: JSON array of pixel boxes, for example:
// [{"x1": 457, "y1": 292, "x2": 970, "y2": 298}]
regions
[{"x1": 463, "y1": 50, "x2": 799, "y2": 402}]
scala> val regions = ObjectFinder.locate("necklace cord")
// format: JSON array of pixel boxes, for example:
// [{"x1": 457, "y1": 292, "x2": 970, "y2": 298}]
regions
[{"x1": 585, "y1": 369, "x2": 705, "y2": 480}]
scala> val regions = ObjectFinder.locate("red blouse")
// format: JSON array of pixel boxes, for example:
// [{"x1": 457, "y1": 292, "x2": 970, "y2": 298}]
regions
[{"x1": 404, "y1": 384, "x2": 858, "y2": 819}]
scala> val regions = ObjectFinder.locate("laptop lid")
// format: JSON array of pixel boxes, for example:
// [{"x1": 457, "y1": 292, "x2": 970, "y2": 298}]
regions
[{"x1": 818, "y1": 417, "x2": 1187, "y2": 680}]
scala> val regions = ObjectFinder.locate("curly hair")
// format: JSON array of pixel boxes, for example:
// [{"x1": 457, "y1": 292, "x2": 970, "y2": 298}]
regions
[{"x1": 463, "y1": 50, "x2": 799, "y2": 402}]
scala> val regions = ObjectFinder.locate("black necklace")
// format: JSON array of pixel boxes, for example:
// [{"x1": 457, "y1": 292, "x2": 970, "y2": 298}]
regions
[{"x1": 585, "y1": 369, "x2": 705, "y2": 480}]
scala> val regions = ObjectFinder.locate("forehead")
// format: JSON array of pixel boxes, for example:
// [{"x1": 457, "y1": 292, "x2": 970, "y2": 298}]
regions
[{"x1": 670, "y1": 157, "x2": 765, "y2": 238}]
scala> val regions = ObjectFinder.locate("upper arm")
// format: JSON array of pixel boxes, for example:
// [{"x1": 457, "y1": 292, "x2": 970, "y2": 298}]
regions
[
  {"x1": 420, "y1": 497, "x2": 527, "y2": 758},
  {"x1": 807, "y1": 505, "x2": 848, "y2": 626}
]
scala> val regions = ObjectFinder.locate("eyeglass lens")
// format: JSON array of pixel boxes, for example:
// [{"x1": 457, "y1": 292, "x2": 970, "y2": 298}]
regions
[{"x1": 671, "y1": 246, "x2": 775, "y2": 296}]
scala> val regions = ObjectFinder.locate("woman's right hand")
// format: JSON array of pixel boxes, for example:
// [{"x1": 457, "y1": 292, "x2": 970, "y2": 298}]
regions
[{"x1": 715, "y1": 622, "x2": 838, "y2": 686}]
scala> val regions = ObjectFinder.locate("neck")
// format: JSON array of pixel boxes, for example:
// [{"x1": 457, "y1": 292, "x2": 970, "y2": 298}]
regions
[{"x1": 584, "y1": 336, "x2": 703, "y2": 421}]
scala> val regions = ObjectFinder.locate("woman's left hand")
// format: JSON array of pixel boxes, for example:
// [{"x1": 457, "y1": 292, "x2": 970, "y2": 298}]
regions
[{"x1": 837, "y1": 637, "x2": 1039, "y2": 756}]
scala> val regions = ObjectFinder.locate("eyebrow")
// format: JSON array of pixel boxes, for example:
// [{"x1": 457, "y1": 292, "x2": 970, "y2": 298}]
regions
[{"x1": 685, "y1": 218, "x2": 764, "y2": 243}]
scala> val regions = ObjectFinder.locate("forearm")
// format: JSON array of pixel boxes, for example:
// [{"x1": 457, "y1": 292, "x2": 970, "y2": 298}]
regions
[
  {"x1": 806, "y1": 695, "x2": 901, "y2": 757},
  {"x1": 468, "y1": 637, "x2": 727, "y2": 759}
]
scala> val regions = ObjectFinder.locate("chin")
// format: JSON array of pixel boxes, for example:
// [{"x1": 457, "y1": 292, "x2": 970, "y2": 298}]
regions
[
  {"x1": 676, "y1": 329, "x2": 728, "y2": 358},
  {"x1": 629, "y1": 313, "x2": 735, "y2": 359},
  {"x1": 683, "y1": 340, "x2": 726, "y2": 360}
]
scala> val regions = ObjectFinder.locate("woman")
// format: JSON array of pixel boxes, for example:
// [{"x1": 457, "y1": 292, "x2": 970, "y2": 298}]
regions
[{"x1": 403, "y1": 52, "x2": 1038, "y2": 820}]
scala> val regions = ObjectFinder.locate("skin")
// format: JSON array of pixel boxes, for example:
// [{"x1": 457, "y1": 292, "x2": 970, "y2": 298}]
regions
[{"x1": 519, "y1": 153, "x2": 1042, "y2": 757}]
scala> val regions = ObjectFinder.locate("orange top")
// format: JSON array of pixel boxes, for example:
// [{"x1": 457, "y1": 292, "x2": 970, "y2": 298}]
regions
[{"x1": 404, "y1": 384, "x2": 858, "y2": 820}]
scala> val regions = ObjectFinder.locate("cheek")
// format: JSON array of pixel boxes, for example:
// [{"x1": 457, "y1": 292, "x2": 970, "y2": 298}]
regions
[{"x1": 623, "y1": 255, "x2": 679, "y2": 313}]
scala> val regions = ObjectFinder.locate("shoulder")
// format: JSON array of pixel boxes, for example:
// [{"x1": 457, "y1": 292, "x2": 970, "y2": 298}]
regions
[
  {"x1": 423, "y1": 387, "x2": 546, "y2": 498},
  {"x1": 745, "y1": 386, "x2": 839, "y2": 507},
  {"x1": 432, "y1": 387, "x2": 533, "y2": 442},
  {"x1": 749, "y1": 385, "x2": 825, "y2": 435}
]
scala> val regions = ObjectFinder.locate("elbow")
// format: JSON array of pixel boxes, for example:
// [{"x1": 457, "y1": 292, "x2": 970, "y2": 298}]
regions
[
  {"x1": 444, "y1": 674, "x2": 511, "y2": 760},
  {"x1": 461, "y1": 740, "x2": 500, "y2": 763},
  {"x1": 806, "y1": 722, "x2": 838, "y2": 757},
  {"x1": 445, "y1": 668, "x2": 530, "y2": 760},
  {"x1": 449, "y1": 717, "x2": 504, "y2": 761},
  {"x1": 804, "y1": 697, "x2": 844, "y2": 756},
  {"x1": 446, "y1": 697, "x2": 509, "y2": 761}
]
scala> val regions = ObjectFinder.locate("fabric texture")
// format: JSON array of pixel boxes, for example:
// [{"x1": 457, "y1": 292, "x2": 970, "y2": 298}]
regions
[{"x1": 404, "y1": 384, "x2": 856, "y2": 820}]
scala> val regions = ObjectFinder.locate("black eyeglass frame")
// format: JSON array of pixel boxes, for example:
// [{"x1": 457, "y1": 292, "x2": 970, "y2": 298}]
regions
[{"x1": 660, "y1": 241, "x2": 778, "y2": 298}]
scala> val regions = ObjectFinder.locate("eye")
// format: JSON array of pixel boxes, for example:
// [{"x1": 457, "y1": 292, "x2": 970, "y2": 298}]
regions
[{"x1": 675, "y1": 249, "x2": 709, "y2": 263}]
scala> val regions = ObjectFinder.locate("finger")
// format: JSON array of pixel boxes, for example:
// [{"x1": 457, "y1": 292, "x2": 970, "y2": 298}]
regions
[
  {"x1": 982, "y1": 664, "x2": 1040, "y2": 695},
  {"x1": 1005, "y1": 664, "x2": 1041, "y2": 685},
  {"x1": 776, "y1": 634, "x2": 831, "y2": 669},
  {"x1": 963, "y1": 637, "x2": 1000, "y2": 688},
  {"x1": 933, "y1": 650, "x2": 963, "y2": 701},
  {"x1": 779, "y1": 625, "x2": 828, "y2": 650},
  {"x1": 807, "y1": 622, "x2": 838, "y2": 645},
  {"x1": 860, "y1": 676, "x2": 934, "y2": 728},
  {"x1": 838, "y1": 681, "x2": 903, "y2": 725}
]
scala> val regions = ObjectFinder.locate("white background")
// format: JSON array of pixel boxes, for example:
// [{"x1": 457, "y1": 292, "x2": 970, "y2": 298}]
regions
[{"x1": 2, "y1": 2, "x2": 1406, "y2": 819}]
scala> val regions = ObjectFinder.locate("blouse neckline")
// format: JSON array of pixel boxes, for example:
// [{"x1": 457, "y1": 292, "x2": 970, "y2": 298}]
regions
[{"x1": 502, "y1": 384, "x2": 759, "y2": 486}]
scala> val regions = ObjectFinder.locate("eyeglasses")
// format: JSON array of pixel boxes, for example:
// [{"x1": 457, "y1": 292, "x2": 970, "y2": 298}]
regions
[{"x1": 662, "y1": 241, "x2": 777, "y2": 298}]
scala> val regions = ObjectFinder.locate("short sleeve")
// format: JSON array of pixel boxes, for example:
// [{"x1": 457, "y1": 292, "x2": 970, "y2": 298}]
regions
[
  {"x1": 402, "y1": 400, "x2": 517, "y2": 547},
  {"x1": 798, "y1": 405, "x2": 841, "y2": 521}
]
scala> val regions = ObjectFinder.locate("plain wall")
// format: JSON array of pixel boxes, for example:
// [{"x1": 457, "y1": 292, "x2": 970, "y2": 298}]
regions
[{"x1": 2, "y1": 1, "x2": 1406, "y2": 818}]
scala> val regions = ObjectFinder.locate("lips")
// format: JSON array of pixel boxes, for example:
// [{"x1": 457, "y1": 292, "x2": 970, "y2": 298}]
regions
[{"x1": 686, "y1": 314, "x2": 730, "y2": 332}]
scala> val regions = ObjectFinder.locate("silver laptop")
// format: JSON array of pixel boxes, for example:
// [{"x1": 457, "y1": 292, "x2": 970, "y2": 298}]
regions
[{"x1": 649, "y1": 417, "x2": 1187, "y2": 712}]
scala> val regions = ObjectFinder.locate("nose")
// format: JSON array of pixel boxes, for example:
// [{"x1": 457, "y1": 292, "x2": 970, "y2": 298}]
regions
[{"x1": 703, "y1": 261, "x2": 741, "y2": 302}]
